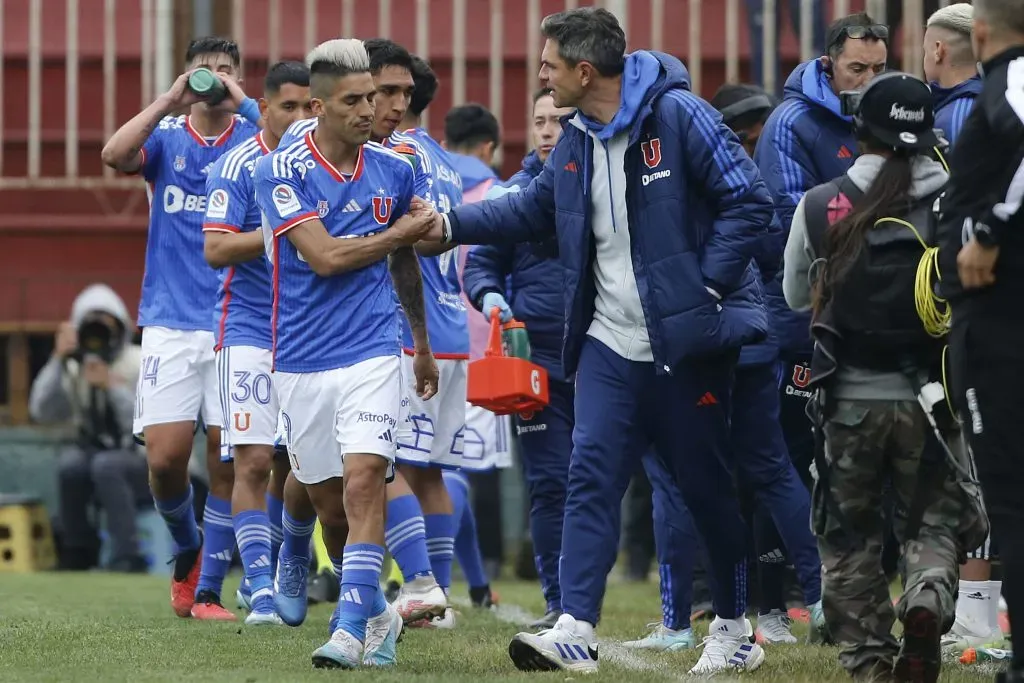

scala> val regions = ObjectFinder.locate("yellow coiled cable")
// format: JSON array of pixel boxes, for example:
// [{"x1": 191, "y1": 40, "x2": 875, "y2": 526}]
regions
[{"x1": 873, "y1": 215, "x2": 954, "y2": 416}]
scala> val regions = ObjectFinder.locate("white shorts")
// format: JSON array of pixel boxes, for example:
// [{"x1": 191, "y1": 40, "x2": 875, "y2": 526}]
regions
[
  {"x1": 216, "y1": 346, "x2": 280, "y2": 461},
  {"x1": 459, "y1": 404, "x2": 513, "y2": 472},
  {"x1": 133, "y1": 326, "x2": 221, "y2": 436},
  {"x1": 275, "y1": 355, "x2": 401, "y2": 485},
  {"x1": 273, "y1": 410, "x2": 289, "y2": 451},
  {"x1": 397, "y1": 355, "x2": 468, "y2": 469}
]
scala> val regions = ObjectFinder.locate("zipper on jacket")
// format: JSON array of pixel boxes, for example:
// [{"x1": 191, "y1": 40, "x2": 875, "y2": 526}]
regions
[{"x1": 601, "y1": 139, "x2": 618, "y2": 233}]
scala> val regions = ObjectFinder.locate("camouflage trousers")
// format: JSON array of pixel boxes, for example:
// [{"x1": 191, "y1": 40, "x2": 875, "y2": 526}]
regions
[{"x1": 815, "y1": 399, "x2": 962, "y2": 680}]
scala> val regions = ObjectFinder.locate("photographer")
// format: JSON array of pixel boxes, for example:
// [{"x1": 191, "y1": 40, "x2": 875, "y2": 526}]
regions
[
  {"x1": 29, "y1": 284, "x2": 148, "y2": 572},
  {"x1": 783, "y1": 73, "x2": 987, "y2": 682}
]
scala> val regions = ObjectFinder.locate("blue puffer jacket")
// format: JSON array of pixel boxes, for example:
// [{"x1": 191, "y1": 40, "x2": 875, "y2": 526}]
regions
[
  {"x1": 447, "y1": 51, "x2": 772, "y2": 376},
  {"x1": 932, "y1": 75, "x2": 982, "y2": 147},
  {"x1": 754, "y1": 59, "x2": 858, "y2": 357},
  {"x1": 462, "y1": 151, "x2": 569, "y2": 380}
]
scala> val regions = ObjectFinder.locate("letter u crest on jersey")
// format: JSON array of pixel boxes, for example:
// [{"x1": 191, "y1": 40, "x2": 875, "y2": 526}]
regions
[
  {"x1": 640, "y1": 138, "x2": 662, "y2": 169},
  {"x1": 233, "y1": 411, "x2": 251, "y2": 432},
  {"x1": 792, "y1": 364, "x2": 811, "y2": 389},
  {"x1": 372, "y1": 196, "x2": 394, "y2": 225}
]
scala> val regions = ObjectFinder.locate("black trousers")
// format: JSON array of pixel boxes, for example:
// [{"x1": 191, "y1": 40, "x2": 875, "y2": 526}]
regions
[{"x1": 950, "y1": 313, "x2": 1024, "y2": 671}]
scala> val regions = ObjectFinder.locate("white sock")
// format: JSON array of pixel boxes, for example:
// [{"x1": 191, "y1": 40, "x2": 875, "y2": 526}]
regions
[
  {"x1": 987, "y1": 580, "x2": 1004, "y2": 633},
  {"x1": 574, "y1": 619, "x2": 597, "y2": 643},
  {"x1": 958, "y1": 580, "x2": 991, "y2": 630}
]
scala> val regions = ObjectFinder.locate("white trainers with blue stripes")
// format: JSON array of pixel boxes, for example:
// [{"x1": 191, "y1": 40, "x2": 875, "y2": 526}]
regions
[
  {"x1": 689, "y1": 616, "x2": 765, "y2": 675},
  {"x1": 508, "y1": 613, "x2": 599, "y2": 674}
]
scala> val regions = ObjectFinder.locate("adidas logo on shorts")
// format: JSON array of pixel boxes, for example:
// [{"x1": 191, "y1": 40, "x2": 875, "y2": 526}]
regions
[{"x1": 378, "y1": 430, "x2": 393, "y2": 443}]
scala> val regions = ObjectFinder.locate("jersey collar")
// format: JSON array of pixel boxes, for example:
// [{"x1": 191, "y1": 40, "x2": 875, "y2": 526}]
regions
[
  {"x1": 305, "y1": 131, "x2": 364, "y2": 182},
  {"x1": 185, "y1": 115, "x2": 236, "y2": 147}
]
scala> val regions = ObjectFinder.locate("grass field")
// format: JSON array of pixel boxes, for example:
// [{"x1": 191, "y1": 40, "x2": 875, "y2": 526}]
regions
[{"x1": 0, "y1": 572, "x2": 1003, "y2": 682}]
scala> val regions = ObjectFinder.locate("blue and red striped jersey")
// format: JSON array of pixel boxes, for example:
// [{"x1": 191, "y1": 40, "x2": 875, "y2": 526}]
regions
[
  {"x1": 137, "y1": 114, "x2": 259, "y2": 331},
  {"x1": 202, "y1": 130, "x2": 273, "y2": 350},
  {"x1": 254, "y1": 131, "x2": 418, "y2": 373}
]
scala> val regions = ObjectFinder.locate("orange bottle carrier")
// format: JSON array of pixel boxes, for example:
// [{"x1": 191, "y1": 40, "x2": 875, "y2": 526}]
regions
[{"x1": 466, "y1": 311, "x2": 550, "y2": 417}]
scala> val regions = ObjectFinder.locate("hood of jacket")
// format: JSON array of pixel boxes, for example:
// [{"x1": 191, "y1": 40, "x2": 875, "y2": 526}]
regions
[
  {"x1": 846, "y1": 153, "x2": 949, "y2": 198},
  {"x1": 784, "y1": 58, "x2": 853, "y2": 124},
  {"x1": 931, "y1": 74, "x2": 982, "y2": 112},
  {"x1": 71, "y1": 283, "x2": 133, "y2": 344},
  {"x1": 571, "y1": 50, "x2": 690, "y2": 142}
]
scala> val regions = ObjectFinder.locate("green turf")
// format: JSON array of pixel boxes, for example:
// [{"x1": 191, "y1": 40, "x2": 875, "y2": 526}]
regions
[{"x1": 0, "y1": 572, "x2": 1001, "y2": 682}]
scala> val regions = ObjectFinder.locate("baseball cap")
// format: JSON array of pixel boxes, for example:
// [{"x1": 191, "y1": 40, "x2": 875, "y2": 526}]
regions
[{"x1": 856, "y1": 71, "x2": 940, "y2": 150}]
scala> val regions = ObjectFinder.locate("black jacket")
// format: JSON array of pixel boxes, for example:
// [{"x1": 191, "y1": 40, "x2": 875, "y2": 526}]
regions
[{"x1": 938, "y1": 47, "x2": 1024, "y2": 314}]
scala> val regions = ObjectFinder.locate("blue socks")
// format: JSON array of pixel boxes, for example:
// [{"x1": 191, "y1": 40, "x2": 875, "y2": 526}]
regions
[
  {"x1": 444, "y1": 471, "x2": 488, "y2": 589},
  {"x1": 153, "y1": 484, "x2": 200, "y2": 552},
  {"x1": 266, "y1": 493, "x2": 284, "y2": 571},
  {"x1": 332, "y1": 544, "x2": 386, "y2": 641},
  {"x1": 424, "y1": 513, "x2": 455, "y2": 591},
  {"x1": 281, "y1": 509, "x2": 315, "y2": 560},
  {"x1": 196, "y1": 494, "x2": 234, "y2": 598},
  {"x1": 385, "y1": 494, "x2": 432, "y2": 582},
  {"x1": 234, "y1": 509, "x2": 273, "y2": 611}
]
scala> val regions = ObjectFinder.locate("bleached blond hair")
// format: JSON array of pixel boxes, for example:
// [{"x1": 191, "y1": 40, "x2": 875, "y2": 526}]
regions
[
  {"x1": 927, "y1": 3, "x2": 974, "y2": 36},
  {"x1": 305, "y1": 39, "x2": 370, "y2": 72}
]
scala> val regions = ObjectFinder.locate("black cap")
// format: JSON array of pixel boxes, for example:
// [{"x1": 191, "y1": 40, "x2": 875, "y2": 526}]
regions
[{"x1": 856, "y1": 71, "x2": 940, "y2": 150}]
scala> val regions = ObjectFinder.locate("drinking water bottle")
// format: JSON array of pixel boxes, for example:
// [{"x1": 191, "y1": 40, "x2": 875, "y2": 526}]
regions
[
  {"x1": 501, "y1": 320, "x2": 532, "y2": 361},
  {"x1": 188, "y1": 68, "x2": 227, "y2": 105}
]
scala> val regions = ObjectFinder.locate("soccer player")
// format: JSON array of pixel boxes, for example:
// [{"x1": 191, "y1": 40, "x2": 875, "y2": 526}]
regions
[
  {"x1": 360, "y1": 39, "x2": 467, "y2": 626},
  {"x1": 270, "y1": 41, "x2": 450, "y2": 629},
  {"x1": 202, "y1": 60, "x2": 314, "y2": 626},
  {"x1": 100, "y1": 36, "x2": 263, "y2": 620},
  {"x1": 254, "y1": 38, "x2": 438, "y2": 669},
  {"x1": 394, "y1": 51, "x2": 507, "y2": 625}
]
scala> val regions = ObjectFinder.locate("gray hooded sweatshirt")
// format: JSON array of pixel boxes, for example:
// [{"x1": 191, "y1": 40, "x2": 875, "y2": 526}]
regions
[
  {"x1": 29, "y1": 284, "x2": 141, "y2": 450},
  {"x1": 782, "y1": 154, "x2": 949, "y2": 400}
]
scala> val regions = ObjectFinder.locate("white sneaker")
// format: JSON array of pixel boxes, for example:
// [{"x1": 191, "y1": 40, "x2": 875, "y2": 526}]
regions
[
  {"x1": 622, "y1": 623, "x2": 695, "y2": 651},
  {"x1": 690, "y1": 616, "x2": 765, "y2": 675},
  {"x1": 419, "y1": 607, "x2": 456, "y2": 630},
  {"x1": 363, "y1": 602, "x2": 402, "y2": 667},
  {"x1": 244, "y1": 609, "x2": 284, "y2": 626},
  {"x1": 394, "y1": 575, "x2": 447, "y2": 624},
  {"x1": 756, "y1": 610, "x2": 799, "y2": 644},
  {"x1": 312, "y1": 628, "x2": 363, "y2": 669},
  {"x1": 508, "y1": 613, "x2": 599, "y2": 673},
  {"x1": 940, "y1": 615, "x2": 1004, "y2": 652}
]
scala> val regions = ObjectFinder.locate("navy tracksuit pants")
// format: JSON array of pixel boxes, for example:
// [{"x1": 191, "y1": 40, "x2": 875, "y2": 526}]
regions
[
  {"x1": 732, "y1": 361, "x2": 821, "y2": 606},
  {"x1": 561, "y1": 338, "x2": 749, "y2": 625},
  {"x1": 516, "y1": 378, "x2": 573, "y2": 614},
  {"x1": 647, "y1": 361, "x2": 822, "y2": 622}
]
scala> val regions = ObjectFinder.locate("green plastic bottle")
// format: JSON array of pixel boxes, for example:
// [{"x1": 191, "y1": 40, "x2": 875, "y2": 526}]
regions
[
  {"x1": 501, "y1": 321, "x2": 532, "y2": 361},
  {"x1": 188, "y1": 68, "x2": 227, "y2": 105}
]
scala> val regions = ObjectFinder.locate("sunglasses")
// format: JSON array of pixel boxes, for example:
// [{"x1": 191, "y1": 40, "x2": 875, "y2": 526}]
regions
[{"x1": 828, "y1": 24, "x2": 890, "y2": 52}]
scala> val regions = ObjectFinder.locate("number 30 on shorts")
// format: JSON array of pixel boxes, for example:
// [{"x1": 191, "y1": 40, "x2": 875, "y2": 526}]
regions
[{"x1": 232, "y1": 371, "x2": 273, "y2": 405}]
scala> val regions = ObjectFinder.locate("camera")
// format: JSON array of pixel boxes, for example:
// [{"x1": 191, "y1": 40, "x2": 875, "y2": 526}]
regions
[
  {"x1": 840, "y1": 89, "x2": 863, "y2": 118},
  {"x1": 71, "y1": 314, "x2": 123, "y2": 364}
]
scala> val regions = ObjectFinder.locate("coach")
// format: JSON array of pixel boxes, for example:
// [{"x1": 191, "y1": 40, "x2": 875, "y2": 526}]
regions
[{"x1": 426, "y1": 6, "x2": 773, "y2": 676}]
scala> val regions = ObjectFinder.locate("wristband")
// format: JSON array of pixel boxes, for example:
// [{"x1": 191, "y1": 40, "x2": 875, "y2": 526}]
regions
[
  {"x1": 239, "y1": 97, "x2": 261, "y2": 124},
  {"x1": 441, "y1": 214, "x2": 453, "y2": 244}
]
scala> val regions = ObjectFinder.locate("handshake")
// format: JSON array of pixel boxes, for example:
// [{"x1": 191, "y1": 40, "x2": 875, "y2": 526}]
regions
[{"x1": 390, "y1": 196, "x2": 447, "y2": 246}]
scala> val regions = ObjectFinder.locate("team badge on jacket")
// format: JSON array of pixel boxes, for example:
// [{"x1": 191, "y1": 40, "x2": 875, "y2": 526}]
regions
[{"x1": 641, "y1": 138, "x2": 662, "y2": 169}]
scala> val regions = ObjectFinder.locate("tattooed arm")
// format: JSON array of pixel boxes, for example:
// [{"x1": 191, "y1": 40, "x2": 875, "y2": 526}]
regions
[
  {"x1": 389, "y1": 246, "x2": 430, "y2": 352},
  {"x1": 390, "y1": 246, "x2": 439, "y2": 399},
  {"x1": 101, "y1": 72, "x2": 203, "y2": 173}
]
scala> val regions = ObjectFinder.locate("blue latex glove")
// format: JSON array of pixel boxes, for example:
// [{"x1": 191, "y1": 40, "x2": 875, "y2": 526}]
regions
[{"x1": 482, "y1": 292, "x2": 513, "y2": 323}]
